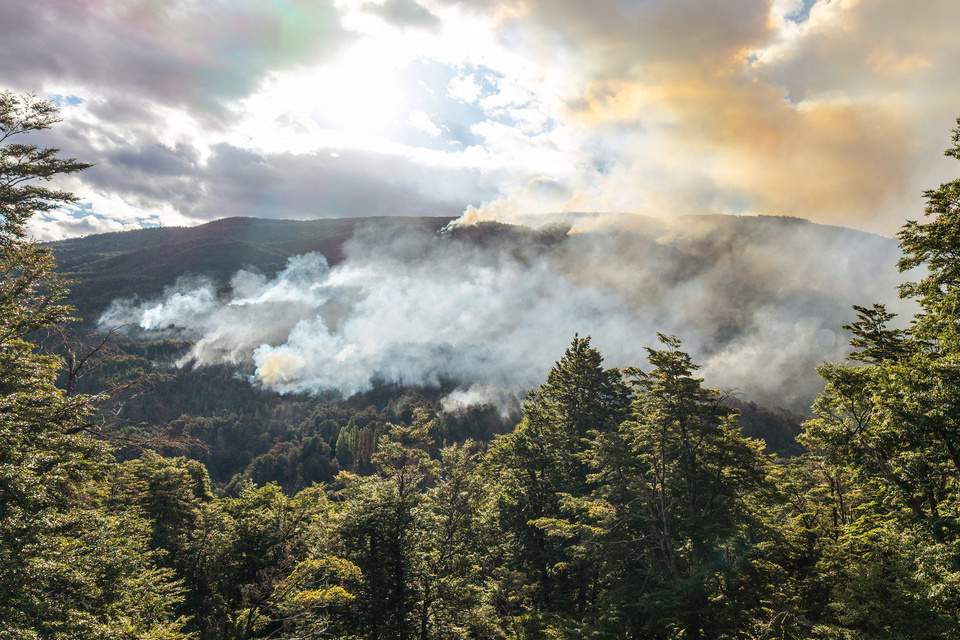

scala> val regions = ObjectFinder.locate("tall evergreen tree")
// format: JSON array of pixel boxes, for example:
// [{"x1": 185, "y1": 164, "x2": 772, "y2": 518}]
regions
[
  {"x1": 333, "y1": 412, "x2": 439, "y2": 640},
  {"x1": 486, "y1": 336, "x2": 630, "y2": 632},
  {"x1": 0, "y1": 91, "x2": 187, "y2": 638},
  {"x1": 801, "y1": 117, "x2": 960, "y2": 638},
  {"x1": 589, "y1": 335, "x2": 771, "y2": 639}
]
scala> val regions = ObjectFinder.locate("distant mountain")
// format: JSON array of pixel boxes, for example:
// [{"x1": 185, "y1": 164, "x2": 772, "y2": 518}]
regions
[
  {"x1": 50, "y1": 216, "x2": 456, "y2": 324},
  {"x1": 43, "y1": 212, "x2": 910, "y2": 466},
  {"x1": 50, "y1": 213, "x2": 899, "y2": 326}
]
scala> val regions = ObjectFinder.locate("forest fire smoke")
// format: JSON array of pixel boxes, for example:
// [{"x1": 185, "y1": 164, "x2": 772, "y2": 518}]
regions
[{"x1": 99, "y1": 214, "x2": 911, "y2": 413}]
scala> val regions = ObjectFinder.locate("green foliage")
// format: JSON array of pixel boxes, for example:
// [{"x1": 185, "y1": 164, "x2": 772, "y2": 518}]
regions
[
  {"x1": 592, "y1": 334, "x2": 773, "y2": 639},
  {"x1": 486, "y1": 336, "x2": 630, "y2": 627},
  {"x1": 274, "y1": 411, "x2": 498, "y2": 640},
  {"x1": 0, "y1": 91, "x2": 187, "y2": 639},
  {"x1": 0, "y1": 91, "x2": 91, "y2": 242},
  {"x1": 729, "y1": 398, "x2": 805, "y2": 456},
  {"x1": 9, "y1": 89, "x2": 960, "y2": 640},
  {"x1": 797, "y1": 117, "x2": 960, "y2": 638},
  {"x1": 842, "y1": 303, "x2": 911, "y2": 364},
  {"x1": 276, "y1": 554, "x2": 363, "y2": 638},
  {"x1": 898, "y1": 117, "x2": 960, "y2": 318},
  {"x1": 411, "y1": 442, "x2": 496, "y2": 638},
  {"x1": 332, "y1": 413, "x2": 438, "y2": 639},
  {"x1": 108, "y1": 452, "x2": 332, "y2": 640}
]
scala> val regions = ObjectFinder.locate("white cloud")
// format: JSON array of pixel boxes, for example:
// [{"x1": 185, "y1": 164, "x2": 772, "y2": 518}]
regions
[
  {"x1": 3, "y1": 0, "x2": 959, "y2": 238},
  {"x1": 447, "y1": 73, "x2": 481, "y2": 103},
  {"x1": 408, "y1": 110, "x2": 443, "y2": 136}
]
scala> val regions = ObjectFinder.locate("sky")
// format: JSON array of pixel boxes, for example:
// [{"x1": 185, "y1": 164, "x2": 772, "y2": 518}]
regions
[{"x1": 3, "y1": 0, "x2": 960, "y2": 240}]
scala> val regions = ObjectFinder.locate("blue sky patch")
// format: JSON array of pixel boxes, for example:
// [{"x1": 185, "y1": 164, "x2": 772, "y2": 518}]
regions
[
  {"x1": 47, "y1": 93, "x2": 84, "y2": 107},
  {"x1": 786, "y1": 0, "x2": 818, "y2": 23}
]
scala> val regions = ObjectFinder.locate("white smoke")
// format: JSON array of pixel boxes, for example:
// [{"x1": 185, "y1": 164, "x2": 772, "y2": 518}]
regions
[{"x1": 99, "y1": 214, "x2": 913, "y2": 413}]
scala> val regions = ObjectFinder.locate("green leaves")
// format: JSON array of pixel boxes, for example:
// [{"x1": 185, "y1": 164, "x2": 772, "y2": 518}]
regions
[
  {"x1": 0, "y1": 92, "x2": 190, "y2": 639},
  {"x1": 592, "y1": 335, "x2": 773, "y2": 638},
  {"x1": 484, "y1": 334, "x2": 781, "y2": 638},
  {"x1": 898, "y1": 117, "x2": 960, "y2": 345},
  {"x1": 797, "y1": 117, "x2": 960, "y2": 638},
  {"x1": 843, "y1": 304, "x2": 911, "y2": 364},
  {"x1": 0, "y1": 91, "x2": 92, "y2": 241}
]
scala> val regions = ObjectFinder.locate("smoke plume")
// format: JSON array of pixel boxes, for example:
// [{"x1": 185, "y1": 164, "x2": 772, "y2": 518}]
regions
[{"x1": 99, "y1": 213, "x2": 911, "y2": 413}]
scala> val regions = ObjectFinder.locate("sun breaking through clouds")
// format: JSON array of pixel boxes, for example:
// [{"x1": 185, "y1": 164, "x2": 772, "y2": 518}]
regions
[{"x1": 2, "y1": 0, "x2": 959, "y2": 239}]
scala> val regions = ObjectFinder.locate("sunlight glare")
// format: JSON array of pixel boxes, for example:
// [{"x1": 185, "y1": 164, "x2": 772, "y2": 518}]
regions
[{"x1": 309, "y1": 43, "x2": 407, "y2": 136}]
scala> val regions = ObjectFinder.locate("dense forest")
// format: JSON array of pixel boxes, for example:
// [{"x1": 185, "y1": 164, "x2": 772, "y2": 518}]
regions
[{"x1": 4, "y1": 92, "x2": 960, "y2": 639}]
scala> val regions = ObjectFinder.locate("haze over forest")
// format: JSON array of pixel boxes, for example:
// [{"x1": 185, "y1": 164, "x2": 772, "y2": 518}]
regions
[
  {"x1": 83, "y1": 213, "x2": 907, "y2": 414},
  {"x1": 4, "y1": 0, "x2": 958, "y2": 413}
]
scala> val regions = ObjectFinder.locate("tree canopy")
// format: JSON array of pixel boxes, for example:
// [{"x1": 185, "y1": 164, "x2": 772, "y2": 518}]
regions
[{"x1": 0, "y1": 92, "x2": 187, "y2": 640}]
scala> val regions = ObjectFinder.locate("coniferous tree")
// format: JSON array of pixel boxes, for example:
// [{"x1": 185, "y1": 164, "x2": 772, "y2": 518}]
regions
[
  {"x1": 485, "y1": 336, "x2": 630, "y2": 632},
  {"x1": 801, "y1": 117, "x2": 960, "y2": 638},
  {"x1": 0, "y1": 91, "x2": 187, "y2": 639},
  {"x1": 586, "y1": 334, "x2": 771, "y2": 639},
  {"x1": 335, "y1": 412, "x2": 438, "y2": 640}
]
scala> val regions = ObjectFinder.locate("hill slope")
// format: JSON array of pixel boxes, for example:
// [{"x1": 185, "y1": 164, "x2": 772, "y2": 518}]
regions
[
  {"x1": 51, "y1": 216, "x2": 456, "y2": 323},
  {"x1": 44, "y1": 212, "x2": 913, "y2": 482},
  {"x1": 49, "y1": 213, "x2": 906, "y2": 415}
]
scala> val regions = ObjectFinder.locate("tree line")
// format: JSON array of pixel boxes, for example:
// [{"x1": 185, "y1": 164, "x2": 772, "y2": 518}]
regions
[{"x1": 3, "y1": 90, "x2": 960, "y2": 639}]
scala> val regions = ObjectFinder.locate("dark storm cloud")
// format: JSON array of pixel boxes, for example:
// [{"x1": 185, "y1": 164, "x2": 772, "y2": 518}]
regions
[{"x1": 62, "y1": 137, "x2": 496, "y2": 223}]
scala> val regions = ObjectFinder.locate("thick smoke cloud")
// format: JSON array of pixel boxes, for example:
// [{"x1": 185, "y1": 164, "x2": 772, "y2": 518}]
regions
[
  {"x1": 99, "y1": 215, "x2": 911, "y2": 413},
  {"x1": 458, "y1": 0, "x2": 960, "y2": 235}
]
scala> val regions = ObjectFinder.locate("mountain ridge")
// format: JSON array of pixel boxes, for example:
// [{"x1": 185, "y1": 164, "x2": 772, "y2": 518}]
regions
[
  {"x1": 49, "y1": 212, "x2": 905, "y2": 416},
  {"x1": 49, "y1": 212, "x2": 897, "y2": 326},
  {"x1": 51, "y1": 215, "x2": 457, "y2": 323}
]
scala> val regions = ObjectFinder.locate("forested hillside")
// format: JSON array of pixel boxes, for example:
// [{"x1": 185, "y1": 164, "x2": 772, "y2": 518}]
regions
[
  {"x1": 5, "y1": 94, "x2": 960, "y2": 638},
  {"x1": 47, "y1": 212, "x2": 817, "y2": 493},
  {"x1": 49, "y1": 199, "x2": 907, "y2": 419},
  {"x1": 50, "y1": 215, "x2": 455, "y2": 324}
]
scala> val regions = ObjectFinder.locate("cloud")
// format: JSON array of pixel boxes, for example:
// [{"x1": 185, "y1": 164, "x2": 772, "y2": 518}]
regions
[
  {"x1": 453, "y1": 0, "x2": 960, "y2": 234},
  {"x1": 5, "y1": 0, "x2": 960, "y2": 239},
  {"x1": 447, "y1": 74, "x2": 482, "y2": 103},
  {"x1": 0, "y1": 0, "x2": 351, "y2": 114},
  {"x1": 362, "y1": 0, "x2": 441, "y2": 30},
  {"x1": 171, "y1": 144, "x2": 496, "y2": 221},
  {"x1": 101, "y1": 215, "x2": 912, "y2": 413},
  {"x1": 27, "y1": 211, "x2": 137, "y2": 242},
  {"x1": 408, "y1": 110, "x2": 443, "y2": 136},
  {"x1": 32, "y1": 112, "x2": 499, "y2": 227},
  {"x1": 510, "y1": 0, "x2": 774, "y2": 74}
]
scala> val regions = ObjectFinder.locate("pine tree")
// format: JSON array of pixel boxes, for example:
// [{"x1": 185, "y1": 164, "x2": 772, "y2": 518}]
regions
[
  {"x1": 485, "y1": 336, "x2": 630, "y2": 631},
  {"x1": 591, "y1": 335, "x2": 771, "y2": 639}
]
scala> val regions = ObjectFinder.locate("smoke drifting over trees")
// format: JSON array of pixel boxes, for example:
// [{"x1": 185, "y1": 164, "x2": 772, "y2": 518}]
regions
[{"x1": 99, "y1": 213, "x2": 909, "y2": 412}]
